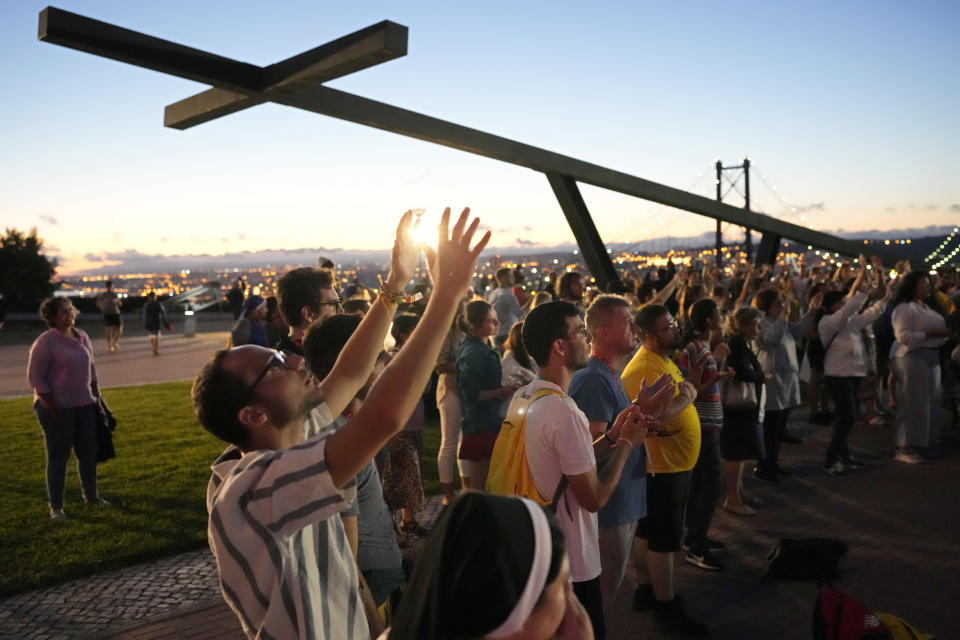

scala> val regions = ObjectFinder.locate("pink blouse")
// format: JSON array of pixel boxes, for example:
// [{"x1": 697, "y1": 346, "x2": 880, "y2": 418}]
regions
[{"x1": 27, "y1": 328, "x2": 98, "y2": 408}]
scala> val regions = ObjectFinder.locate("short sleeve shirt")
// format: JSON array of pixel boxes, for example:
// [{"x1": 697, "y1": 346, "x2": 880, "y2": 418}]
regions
[
  {"x1": 523, "y1": 379, "x2": 601, "y2": 583},
  {"x1": 569, "y1": 357, "x2": 647, "y2": 527},
  {"x1": 622, "y1": 347, "x2": 701, "y2": 473},
  {"x1": 455, "y1": 335, "x2": 504, "y2": 434},
  {"x1": 207, "y1": 402, "x2": 367, "y2": 639}
]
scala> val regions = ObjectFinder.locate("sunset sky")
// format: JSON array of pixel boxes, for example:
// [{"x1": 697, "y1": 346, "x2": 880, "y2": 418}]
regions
[{"x1": 1, "y1": 1, "x2": 958, "y2": 274}]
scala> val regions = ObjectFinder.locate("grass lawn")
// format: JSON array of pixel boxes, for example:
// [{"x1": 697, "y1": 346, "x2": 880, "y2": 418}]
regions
[{"x1": 0, "y1": 382, "x2": 442, "y2": 597}]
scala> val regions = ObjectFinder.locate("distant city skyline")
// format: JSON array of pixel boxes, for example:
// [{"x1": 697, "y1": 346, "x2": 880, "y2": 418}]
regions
[
  {"x1": 50, "y1": 223, "x2": 952, "y2": 278},
  {"x1": 2, "y1": 1, "x2": 958, "y2": 275}
]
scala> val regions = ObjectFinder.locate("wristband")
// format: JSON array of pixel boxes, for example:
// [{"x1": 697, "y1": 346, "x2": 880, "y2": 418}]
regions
[
  {"x1": 604, "y1": 432, "x2": 617, "y2": 445},
  {"x1": 616, "y1": 437, "x2": 634, "y2": 450},
  {"x1": 377, "y1": 275, "x2": 423, "y2": 305}
]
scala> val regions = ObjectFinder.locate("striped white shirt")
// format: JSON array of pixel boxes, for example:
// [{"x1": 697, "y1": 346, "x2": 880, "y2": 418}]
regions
[{"x1": 207, "y1": 403, "x2": 365, "y2": 639}]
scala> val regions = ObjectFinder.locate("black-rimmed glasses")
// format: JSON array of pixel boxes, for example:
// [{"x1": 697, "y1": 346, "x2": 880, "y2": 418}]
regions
[
  {"x1": 245, "y1": 350, "x2": 291, "y2": 397},
  {"x1": 317, "y1": 297, "x2": 344, "y2": 311}
]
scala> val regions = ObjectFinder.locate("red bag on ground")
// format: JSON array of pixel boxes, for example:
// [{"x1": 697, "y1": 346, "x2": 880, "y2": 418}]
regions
[{"x1": 813, "y1": 586, "x2": 892, "y2": 640}]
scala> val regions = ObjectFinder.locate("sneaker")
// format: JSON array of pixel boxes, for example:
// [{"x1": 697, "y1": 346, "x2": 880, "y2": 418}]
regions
[
  {"x1": 50, "y1": 507, "x2": 66, "y2": 520},
  {"x1": 85, "y1": 497, "x2": 111, "y2": 506},
  {"x1": 752, "y1": 467, "x2": 780, "y2": 484},
  {"x1": 823, "y1": 461, "x2": 848, "y2": 477},
  {"x1": 653, "y1": 597, "x2": 709, "y2": 637},
  {"x1": 781, "y1": 433, "x2": 804, "y2": 445},
  {"x1": 685, "y1": 549, "x2": 724, "y2": 571},
  {"x1": 723, "y1": 501, "x2": 756, "y2": 516},
  {"x1": 894, "y1": 450, "x2": 926, "y2": 465},
  {"x1": 842, "y1": 457, "x2": 867, "y2": 470}
]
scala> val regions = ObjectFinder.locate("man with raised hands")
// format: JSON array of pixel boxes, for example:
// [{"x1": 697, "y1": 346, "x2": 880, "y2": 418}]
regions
[{"x1": 192, "y1": 208, "x2": 489, "y2": 640}]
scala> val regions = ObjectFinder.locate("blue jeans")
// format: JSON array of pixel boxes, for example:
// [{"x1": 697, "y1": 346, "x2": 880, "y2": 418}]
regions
[
  {"x1": 823, "y1": 377, "x2": 860, "y2": 466},
  {"x1": 34, "y1": 402, "x2": 99, "y2": 509}
]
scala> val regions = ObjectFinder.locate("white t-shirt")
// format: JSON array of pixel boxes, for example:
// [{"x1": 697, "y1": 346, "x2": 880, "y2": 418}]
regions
[{"x1": 523, "y1": 379, "x2": 601, "y2": 583}]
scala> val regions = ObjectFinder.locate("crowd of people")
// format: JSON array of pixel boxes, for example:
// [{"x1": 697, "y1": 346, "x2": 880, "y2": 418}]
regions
[{"x1": 24, "y1": 208, "x2": 960, "y2": 638}]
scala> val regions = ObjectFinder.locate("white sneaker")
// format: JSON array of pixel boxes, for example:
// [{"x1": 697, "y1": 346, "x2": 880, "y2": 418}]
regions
[{"x1": 50, "y1": 508, "x2": 66, "y2": 520}]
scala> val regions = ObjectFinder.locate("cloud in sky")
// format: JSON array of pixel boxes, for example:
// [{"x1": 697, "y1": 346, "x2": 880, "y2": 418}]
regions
[
  {"x1": 951, "y1": 204, "x2": 960, "y2": 213},
  {"x1": 515, "y1": 238, "x2": 536, "y2": 246},
  {"x1": 924, "y1": 204, "x2": 938, "y2": 211},
  {"x1": 39, "y1": 215, "x2": 58, "y2": 225},
  {"x1": 792, "y1": 203, "x2": 825, "y2": 213}
]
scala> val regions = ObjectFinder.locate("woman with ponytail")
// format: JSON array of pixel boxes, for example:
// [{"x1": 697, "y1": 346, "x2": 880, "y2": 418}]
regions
[{"x1": 454, "y1": 300, "x2": 519, "y2": 490}]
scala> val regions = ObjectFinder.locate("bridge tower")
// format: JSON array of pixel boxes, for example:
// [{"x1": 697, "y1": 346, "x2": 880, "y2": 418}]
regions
[{"x1": 715, "y1": 157, "x2": 752, "y2": 267}]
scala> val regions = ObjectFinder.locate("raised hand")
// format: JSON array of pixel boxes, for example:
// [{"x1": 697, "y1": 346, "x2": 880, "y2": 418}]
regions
[
  {"x1": 808, "y1": 291, "x2": 824, "y2": 311},
  {"x1": 717, "y1": 366, "x2": 735, "y2": 381},
  {"x1": 713, "y1": 342, "x2": 731, "y2": 361},
  {"x1": 633, "y1": 372, "x2": 674, "y2": 418},
  {"x1": 678, "y1": 380, "x2": 698, "y2": 403},
  {"x1": 614, "y1": 404, "x2": 651, "y2": 446},
  {"x1": 385, "y1": 210, "x2": 419, "y2": 290},
  {"x1": 424, "y1": 207, "x2": 491, "y2": 295}
]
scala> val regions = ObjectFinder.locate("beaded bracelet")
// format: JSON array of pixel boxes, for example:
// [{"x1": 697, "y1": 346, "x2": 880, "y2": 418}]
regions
[{"x1": 377, "y1": 275, "x2": 422, "y2": 305}]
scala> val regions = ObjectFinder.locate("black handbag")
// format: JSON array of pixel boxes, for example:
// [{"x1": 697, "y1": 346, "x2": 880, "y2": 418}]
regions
[{"x1": 95, "y1": 395, "x2": 117, "y2": 463}]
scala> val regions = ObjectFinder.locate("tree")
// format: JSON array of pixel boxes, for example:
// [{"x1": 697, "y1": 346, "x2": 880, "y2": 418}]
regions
[{"x1": 0, "y1": 228, "x2": 58, "y2": 311}]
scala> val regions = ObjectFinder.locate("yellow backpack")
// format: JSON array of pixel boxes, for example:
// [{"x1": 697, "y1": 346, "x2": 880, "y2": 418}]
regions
[
  {"x1": 875, "y1": 613, "x2": 937, "y2": 640},
  {"x1": 485, "y1": 386, "x2": 564, "y2": 506}
]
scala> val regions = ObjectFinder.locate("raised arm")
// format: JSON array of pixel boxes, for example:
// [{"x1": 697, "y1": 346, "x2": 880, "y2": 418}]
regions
[
  {"x1": 650, "y1": 272, "x2": 681, "y2": 305},
  {"x1": 318, "y1": 211, "x2": 419, "y2": 417},
  {"x1": 325, "y1": 208, "x2": 490, "y2": 487}
]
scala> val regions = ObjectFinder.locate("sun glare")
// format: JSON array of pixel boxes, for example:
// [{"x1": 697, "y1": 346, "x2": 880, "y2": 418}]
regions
[{"x1": 409, "y1": 208, "x2": 434, "y2": 248}]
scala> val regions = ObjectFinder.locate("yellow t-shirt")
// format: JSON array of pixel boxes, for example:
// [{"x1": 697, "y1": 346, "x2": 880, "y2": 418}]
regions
[{"x1": 621, "y1": 347, "x2": 701, "y2": 473}]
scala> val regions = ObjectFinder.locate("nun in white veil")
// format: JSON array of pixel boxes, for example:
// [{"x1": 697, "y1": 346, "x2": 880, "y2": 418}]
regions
[{"x1": 385, "y1": 492, "x2": 593, "y2": 640}]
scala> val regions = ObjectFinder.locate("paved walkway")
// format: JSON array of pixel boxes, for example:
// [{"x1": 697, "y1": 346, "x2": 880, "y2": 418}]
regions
[
  {"x1": 0, "y1": 315, "x2": 234, "y2": 398},
  {"x1": 1, "y1": 327, "x2": 956, "y2": 638}
]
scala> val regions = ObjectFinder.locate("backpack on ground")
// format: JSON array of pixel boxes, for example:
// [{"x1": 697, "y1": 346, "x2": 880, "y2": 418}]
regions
[
  {"x1": 766, "y1": 537, "x2": 848, "y2": 580},
  {"x1": 813, "y1": 585, "x2": 892, "y2": 640},
  {"x1": 486, "y1": 386, "x2": 564, "y2": 507},
  {"x1": 813, "y1": 586, "x2": 938, "y2": 640},
  {"x1": 874, "y1": 613, "x2": 937, "y2": 640}
]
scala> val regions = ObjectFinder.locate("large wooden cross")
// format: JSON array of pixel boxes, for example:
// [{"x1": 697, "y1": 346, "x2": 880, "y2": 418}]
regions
[{"x1": 38, "y1": 7, "x2": 902, "y2": 283}]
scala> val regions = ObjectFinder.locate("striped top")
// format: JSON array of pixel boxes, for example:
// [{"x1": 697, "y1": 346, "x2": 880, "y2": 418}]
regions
[
  {"x1": 206, "y1": 403, "x2": 365, "y2": 640},
  {"x1": 678, "y1": 340, "x2": 723, "y2": 430}
]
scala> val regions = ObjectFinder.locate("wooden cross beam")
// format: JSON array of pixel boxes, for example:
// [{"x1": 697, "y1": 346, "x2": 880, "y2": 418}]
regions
[{"x1": 38, "y1": 6, "x2": 905, "y2": 279}]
